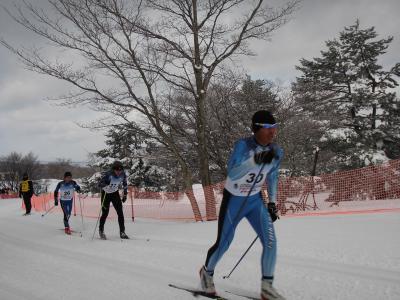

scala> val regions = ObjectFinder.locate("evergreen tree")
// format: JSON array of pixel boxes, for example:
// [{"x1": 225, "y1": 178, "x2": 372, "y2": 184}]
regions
[
  {"x1": 91, "y1": 125, "x2": 173, "y2": 192},
  {"x1": 293, "y1": 20, "x2": 400, "y2": 170}
]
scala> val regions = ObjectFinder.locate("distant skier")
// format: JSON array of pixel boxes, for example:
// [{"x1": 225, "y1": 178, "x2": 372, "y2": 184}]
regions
[
  {"x1": 19, "y1": 172, "x2": 34, "y2": 215},
  {"x1": 98, "y1": 161, "x2": 129, "y2": 240},
  {"x1": 54, "y1": 171, "x2": 81, "y2": 235},
  {"x1": 200, "y1": 110, "x2": 285, "y2": 300}
]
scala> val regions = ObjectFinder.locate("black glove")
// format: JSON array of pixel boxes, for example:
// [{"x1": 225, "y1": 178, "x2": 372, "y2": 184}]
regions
[
  {"x1": 54, "y1": 199, "x2": 58, "y2": 206},
  {"x1": 254, "y1": 148, "x2": 275, "y2": 164},
  {"x1": 122, "y1": 195, "x2": 127, "y2": 203},
  {"x1": 267, "y1": 202, "x2": 279, "y2": 222}
]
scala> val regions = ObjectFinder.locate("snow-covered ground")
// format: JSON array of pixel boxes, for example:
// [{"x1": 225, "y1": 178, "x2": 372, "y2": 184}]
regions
[{"x1": 0, "y1": 198, "x2": 399, "y2": 300}]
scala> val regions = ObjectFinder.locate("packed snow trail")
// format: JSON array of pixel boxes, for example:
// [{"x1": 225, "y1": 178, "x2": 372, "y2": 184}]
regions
[{"x1": 0, "y1": 199, "x2": 399, "y2": 299}]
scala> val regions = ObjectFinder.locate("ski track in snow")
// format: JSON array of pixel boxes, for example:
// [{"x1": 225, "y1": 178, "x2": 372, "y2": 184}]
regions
[{"x1": 1, "y1": 199, "x2": 400, "y2": 300}]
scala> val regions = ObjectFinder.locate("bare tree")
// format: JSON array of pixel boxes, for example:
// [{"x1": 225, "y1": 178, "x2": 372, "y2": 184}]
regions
[
  {"x1": 37, "y1": 158, "x2": 95, "y2": 179},
  {"x1": 0, "y1": 152, "x2": 39, "y2": 191},
  {"x1": 1, "y1": 0, "x2": 299, "y2": 220}
]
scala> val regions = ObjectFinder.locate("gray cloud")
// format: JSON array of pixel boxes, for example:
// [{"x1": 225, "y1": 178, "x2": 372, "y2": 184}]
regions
[
  {"x1": 1, "y1": 0, "x2": 399, "y2": 162},
  {"x1": 242, "y1": 0, "x2": 400, "y2": 83}
]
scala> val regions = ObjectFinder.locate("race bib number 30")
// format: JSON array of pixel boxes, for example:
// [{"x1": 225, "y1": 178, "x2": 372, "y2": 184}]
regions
[{"x1": 225, "y1": 165, "x2": 272, "y2": 196}]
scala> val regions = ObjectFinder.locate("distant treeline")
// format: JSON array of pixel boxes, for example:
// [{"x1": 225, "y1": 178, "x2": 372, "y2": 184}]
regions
[{"x1": 0, "y1": 151, "x2": 96, "y2": 191}]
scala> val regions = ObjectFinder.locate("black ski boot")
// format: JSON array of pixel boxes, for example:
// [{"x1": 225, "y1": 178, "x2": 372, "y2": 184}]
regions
[
  {"x1": 99, "y1": 230, "x2": 107, "y2": 240},
  {"x1": 120, "y1": 232, "x2": 129, "y2": 239}
]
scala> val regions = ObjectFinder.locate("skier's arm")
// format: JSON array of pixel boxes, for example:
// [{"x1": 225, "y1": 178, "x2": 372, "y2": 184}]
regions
[
  {"x1": 54, "y1": 182, "x2": 61, "y2": 201},
  {"x1": 73, "y1": 181, "x2": 81, "y2": 192},
  {"x1": 19, "y1": 183, "x2": 22, "y2": 198},
  {"x1": 98, "y1": 172, "x2": 111, "y2": 188},
  {"x1": 266, "y1": 147, "x2": 284, "y2": 203},
  {"x1": 227, "y1": 140, "x2": 257, "y2": 180},
  {"x1": 28, "y1": 180, "x2": 34, "y2": 197}
]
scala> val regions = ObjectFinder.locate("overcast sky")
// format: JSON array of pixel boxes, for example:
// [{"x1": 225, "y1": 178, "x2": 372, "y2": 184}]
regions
[{"x1": 1, "y1": 0, "x2": 399, "y2": 163}]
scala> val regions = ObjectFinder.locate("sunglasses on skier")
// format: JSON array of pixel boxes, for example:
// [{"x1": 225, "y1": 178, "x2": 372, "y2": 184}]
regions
[{"x1": 254, "y1": 123, "x2": 278, "y2": 129}]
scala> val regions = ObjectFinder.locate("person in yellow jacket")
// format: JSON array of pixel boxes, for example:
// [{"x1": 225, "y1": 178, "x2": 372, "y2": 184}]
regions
[{"x1": 19, "y1": 173, "x2": 34, "y2": 215}]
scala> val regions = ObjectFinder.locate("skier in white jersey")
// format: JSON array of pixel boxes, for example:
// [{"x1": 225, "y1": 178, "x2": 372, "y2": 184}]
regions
[
  {"x1": 200, "y1": 110, "x2": 285, "y2": 300},
  {"x1": 98, "y1": 161, "x2": 129, "y2": 240},
  {"x1": 54, "y1": 171, "x2": 81, "y2": 235}
]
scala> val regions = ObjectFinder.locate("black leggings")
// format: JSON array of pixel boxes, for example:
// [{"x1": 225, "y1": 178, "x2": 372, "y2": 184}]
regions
[
  {"x1": 99, "y1": 191, "x2": 125, "y2": 232},
  {"x1": 22, "y1": 194, "x2": 32, "y2": 213},
  {"x1": 205, "y1": 189, "x2": 231, "y2": 267}
]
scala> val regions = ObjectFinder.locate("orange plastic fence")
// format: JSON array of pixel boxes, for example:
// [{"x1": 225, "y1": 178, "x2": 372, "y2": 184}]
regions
[
  {"x1": 0, "y1": 193, "x2": 18, "y2": 199},
  {"x1": 25, "y1": 159, "x2": 400, "y2": 221}
]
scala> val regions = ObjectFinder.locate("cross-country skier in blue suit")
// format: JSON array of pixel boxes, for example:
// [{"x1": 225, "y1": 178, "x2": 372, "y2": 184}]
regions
[
  {"x1": 54, "y1": 171, "x2": 81, "y2": 235},
  {"x1": 200, "y1": 110, "x2": 285, "y2": 300}
]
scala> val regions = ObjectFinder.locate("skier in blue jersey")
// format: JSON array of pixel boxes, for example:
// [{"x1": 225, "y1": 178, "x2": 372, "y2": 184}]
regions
[
  {"x1": 200, "y1": 110, "x2": 285, "y2": 300},
  {"x1": 54, "y1": 172, "x2": 81, "y2": 235},
  {"x1": 98, "y1": 161, "x2": 129, "y2": 240}
]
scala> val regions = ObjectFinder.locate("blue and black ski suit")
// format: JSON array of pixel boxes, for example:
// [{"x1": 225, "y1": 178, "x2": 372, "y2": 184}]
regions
[
  {"x1": 54, "y1": 180, "x2": 81, "y2": 228},
  {"x1": 98, "y1": 170, "x2": 128, "y2": 233},
  {"x1": 204, "y1": 136, "x2": 283, "y2": 282}
]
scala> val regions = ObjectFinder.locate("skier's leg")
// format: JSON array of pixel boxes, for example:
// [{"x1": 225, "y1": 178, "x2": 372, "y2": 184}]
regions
[
  {"x1": 204, "y1": 189, "x2": 246, "y2": 273},
  {"x1": 60, "y1": 201, "x2": 69, "y2": 228},
  {"x1": 23, "y1": 195, "x2": 31, "y2": 214},
  {"x1": 26, "y1": 195, "x2": 32, "y2": 213},
  {"x1": 111, "y1": 192, "x2": 125, "y2": 233},
  {"x1": 99, "y1": 193, "x2": 111, "y2": 232},
  {"x1": 246, "y1": 197, "x2": 277, "y2": 281},
  {"x1": 65, "y1": 200, "x2": 73, "y2": 227}
]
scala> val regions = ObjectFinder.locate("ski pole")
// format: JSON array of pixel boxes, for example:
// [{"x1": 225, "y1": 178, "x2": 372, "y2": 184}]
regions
[
  {"x1": 130, "y1": 188, "x2": 135, "y2": 222},
  {"x1": 91, "y1": 191, "x2": 106, "y2": 240},
  {"x1": 223, "y1": 236, "x2": 259, "y2": 279},
  {"x1": 228, "y1": 163, "x2": 267, "y2": 231},
  {"x1": 77, "y1": 193, "x2": 85, "y2": 237},
  {"x1": 73, "y1": 195, "x2": 77, "y2": 216},
  {"x1": 41, "y1": 204, "x2": 56, "y2": 217}
]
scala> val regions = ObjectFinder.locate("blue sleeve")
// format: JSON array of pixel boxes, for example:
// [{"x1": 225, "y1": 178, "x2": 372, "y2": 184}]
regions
[
  {"x1": 99, "y1": 172, "x2": 110, "y2": 188},
  {"x1": 54, "y1": 182, "x2": 61, "y2": 200},
  {"x1": 266, "y1": 146, "x2": 284, "y2": 203},
  {"x1": 227, "y1": 140, "x2": 257, "y2": 181},
  {"x1": 73, "y1": 181, "x2": 81, "y2": 192}
]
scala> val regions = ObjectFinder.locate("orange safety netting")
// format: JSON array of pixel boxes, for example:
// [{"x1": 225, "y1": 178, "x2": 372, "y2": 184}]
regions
[
  {"x1": 0, "y1": 193, "x2": 18, "y2": 199},
  {"x1": 23, "y1": 159, "x2": 400, "y2": 221}
]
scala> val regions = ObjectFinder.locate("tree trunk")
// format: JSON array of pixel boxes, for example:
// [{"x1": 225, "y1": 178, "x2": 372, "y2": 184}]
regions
[
  {"x1": 372, "y1": 102, "x2": 377, "y2": 149},
  {"x1": 181, "y1": 166, "x2": 203, "y2": 222},
  {"x1": 192, "y1": 0, "x2": 217, "y2": 220}
]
